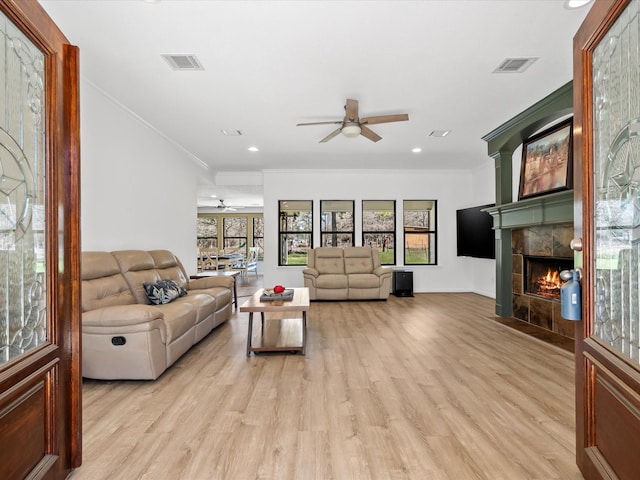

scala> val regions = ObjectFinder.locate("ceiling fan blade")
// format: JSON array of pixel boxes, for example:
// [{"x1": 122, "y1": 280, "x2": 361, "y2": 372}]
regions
[
  {"x1": 360, "y1": 113, "x2": 409, "y2": 125},
  {"x1": 319, "y1": 127, "x2": 342, "y2": 143},
  {"x1": 345, "y1": 98, "x2": 359, "y2": 122},
  {"x1": 297, "y1": 121, "x2": 342, "y2": 126},
  {"x1": 360, "y1": 125, "x2": 382, "y2": 142}
]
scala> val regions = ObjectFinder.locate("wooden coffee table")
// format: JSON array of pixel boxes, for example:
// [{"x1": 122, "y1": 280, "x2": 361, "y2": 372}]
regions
[
  {"x1": 240, "y1": 287, "x2": 310, "y2": 356},
  {"x1": 189, "y1": 270, "x2": 240, "y2": 309}
]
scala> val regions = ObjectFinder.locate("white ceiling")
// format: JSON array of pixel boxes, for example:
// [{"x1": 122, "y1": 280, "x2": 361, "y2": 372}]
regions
[{"x1": 39, "y1": 0, "x2": 593, "y2": 209}]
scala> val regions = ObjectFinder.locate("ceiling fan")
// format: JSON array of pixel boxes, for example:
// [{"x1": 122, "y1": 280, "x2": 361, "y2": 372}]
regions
[
  {"x1": 215, "y1": 199, "x2": 240, "y2": 212},
  {"x1": 296, "y1": 98, "x2": 409, "y2": 143}
]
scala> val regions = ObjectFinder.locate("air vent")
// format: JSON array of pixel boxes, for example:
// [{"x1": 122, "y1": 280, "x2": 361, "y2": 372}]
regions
[
  {"x1": 220, "y1": 129, "x2": 243, "y2": 136},
  {"x1": 429, "y1": 130, "x2": 451, "y2": 137},
  {"x1": 161, "y1": 54, "x2": 204, "y2": 71},
  {"x1": 493, "y1": 57, "x2": 538, "y2": 73}
]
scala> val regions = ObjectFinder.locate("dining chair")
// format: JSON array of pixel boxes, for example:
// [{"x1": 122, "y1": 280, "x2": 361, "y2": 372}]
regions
[
  {"x1": 231, "y1": 247, "x2": 259, "y2": 278},
  {"x1": 198, "y1": 248, "x2": 219, "y2": 271}
]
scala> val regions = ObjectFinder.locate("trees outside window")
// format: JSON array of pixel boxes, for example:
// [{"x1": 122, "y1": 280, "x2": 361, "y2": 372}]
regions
[
  {"x1": 279, "y1": 200, "x2": 313, "y2": 265},
  {"x1": 223, "y1": 217, "x2": 248, "y2": 255},
  {"x1": 253, "y1": 216, "x2": 264, "y2": 259},
  {"x1": 362, "y1": 200, "x2": 395, "y2": 265},
  {"x1": 196, "y1": 217, "x2": 218, "y2": 249},
  {"x1": 321, "y1": 200, "x2": 354, "y2": 247},
  {"x1": 403, "y1": 200, "x2": 437, "y2": 265},
  {"x1": 197, "y1": 213, "x2": 263, "y2": 261}
]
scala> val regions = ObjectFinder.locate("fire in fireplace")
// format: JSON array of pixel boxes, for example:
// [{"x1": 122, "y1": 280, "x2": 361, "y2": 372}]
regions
[{"x1": 524, "y1": 256, "x2": 573, "y2": 300}]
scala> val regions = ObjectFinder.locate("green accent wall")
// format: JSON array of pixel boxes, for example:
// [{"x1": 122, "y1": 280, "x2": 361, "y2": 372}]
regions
[{"x1": 482, "y1": 82, "x2": 574, "y2": 317}]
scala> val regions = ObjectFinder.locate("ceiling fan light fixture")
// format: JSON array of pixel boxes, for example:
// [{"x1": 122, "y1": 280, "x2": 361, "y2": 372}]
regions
[
  {"x1": 341, "y1": 124, "x2": 361, "y2": 138},
  {"x1": 565, "y1": 0, "x2": 592, "y2": 8}
]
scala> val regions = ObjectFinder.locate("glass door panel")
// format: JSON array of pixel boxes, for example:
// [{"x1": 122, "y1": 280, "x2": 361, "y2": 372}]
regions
[
  {"x1": 0, "y1": 11, "x2": 46, "y2": 365},
  {"x1": 592, "y1": 0, "x2": 640, "y2": 363}
]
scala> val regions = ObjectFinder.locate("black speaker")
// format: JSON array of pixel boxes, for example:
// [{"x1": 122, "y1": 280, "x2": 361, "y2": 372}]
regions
[{"x1": 392, "y1": 270, "x2": 413, "y2": 297}]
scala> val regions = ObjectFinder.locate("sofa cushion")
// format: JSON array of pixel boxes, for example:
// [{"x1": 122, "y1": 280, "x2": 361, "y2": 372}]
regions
[
  {"x1": 112, "y1": 250, "x2": 162, "y2": 304},
  {"x1": 174, "y1": 292, "x2": 216, "y2": 324},
  {"x1": 344, "y1": 247, "x2": 374, "y2": 274},
  {"x1": 349, "y1": 273, "x2": 380, "y2": 289},
  {"x1": 314, "y1": 247, "x2": 345, "y2": 274},
  {"x1": 81, "y1": 252, "x2": 137, "y2": 311},
  {"x1": 149, "y1": 250, "x2": 190, "y2": 290},
  {"x1": 82, "y1": 275, "x2": 137, "y2": 312},
  {"x1": 316, "y1": 274, "x2": 348, "y2": 289},
  {"x1": 82, "y1": 251, "x2": 120, "y2": 280},
  {"x1": 155, "y1": 301, "x2": 197, "y2": 343},
  {"x1": 143, "y1": 279, "x2": 187, "y2": 305}
]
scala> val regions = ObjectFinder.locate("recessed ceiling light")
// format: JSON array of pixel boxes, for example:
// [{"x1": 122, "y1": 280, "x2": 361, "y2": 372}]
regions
[
  {"x1": 248, "y1": 146, "x2": 259, "y2": 152},
  {"x1": 209, "y1": 194, "x2": 217, "y2": 198},
  {"x1": 411, "y1": 147, "x2": 422, "y2": 153},
  {"x1": 429, "y1": 130, "x2": 451, "y2": 137},
  {"x1": 565, "y1": 0, "x2": 592, "y2": 8}
]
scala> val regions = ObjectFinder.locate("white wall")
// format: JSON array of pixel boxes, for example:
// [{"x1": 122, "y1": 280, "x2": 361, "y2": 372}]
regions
[
  {"x1": 468, "y1": 158, "x2": 496, "y2": 298},
  {"x1": 262, "y1": 169, "x2": 485, "y2": 294},
  {"x1": 80, "y1": 79, "x2": 204, "y2": 273}
]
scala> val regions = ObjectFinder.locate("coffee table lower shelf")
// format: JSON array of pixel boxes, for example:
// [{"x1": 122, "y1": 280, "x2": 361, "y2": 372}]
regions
[{"x1": 246, "y1": 313, "x2": 306, "y2": 356}]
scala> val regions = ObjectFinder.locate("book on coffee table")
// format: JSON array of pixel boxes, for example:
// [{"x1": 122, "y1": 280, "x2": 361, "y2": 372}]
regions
[{"x1": 260, "y1": 288, "x2": 294, "y2": 301}]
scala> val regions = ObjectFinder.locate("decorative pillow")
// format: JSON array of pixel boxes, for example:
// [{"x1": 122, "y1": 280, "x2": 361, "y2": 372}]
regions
[
  {"x1": 143, "y1": 279, "x2": 187, "y2": 305},
  {"x1": 166, "y1": 279, "x2": 188, "y2": 297}
]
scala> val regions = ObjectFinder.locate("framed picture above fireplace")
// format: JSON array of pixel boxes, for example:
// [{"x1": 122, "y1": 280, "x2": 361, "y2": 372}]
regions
[{"x1": 518, "y1": 118, "x2": 573, "y2": 200}]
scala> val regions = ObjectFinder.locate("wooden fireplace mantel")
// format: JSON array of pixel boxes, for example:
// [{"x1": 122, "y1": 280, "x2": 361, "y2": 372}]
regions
[{"x1": 484, "y1": 190, "x2": 573, "y2": 230}]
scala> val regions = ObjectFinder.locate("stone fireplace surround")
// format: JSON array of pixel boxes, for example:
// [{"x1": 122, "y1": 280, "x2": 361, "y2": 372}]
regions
[
  {"x1": 483, "y1": 81, "x2": 576, "y2": 348},
  {"x1": 512, "y1": 224, "x2": 576, "y2": 339}
]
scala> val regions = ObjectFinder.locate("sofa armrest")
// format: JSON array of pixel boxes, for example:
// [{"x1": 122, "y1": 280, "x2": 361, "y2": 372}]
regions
[
  {"x1": 373, "y1": 267, "x2": 393, "y2": 278},
  {"x1": 302, "y1": 268, "x2": 319, "y2": 278},
  {"x1": 188, "y1": 276, "x2": 234, "y2": 290},
  {"x1": 83, "y1": 304, "x2": 164, "y2": 327}
]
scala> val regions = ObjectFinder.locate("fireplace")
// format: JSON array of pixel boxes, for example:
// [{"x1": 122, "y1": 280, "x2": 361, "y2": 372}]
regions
[
  {"x1": 511, "y1": 223, "x2": 575, "y2": 339},
  {"x1": 524, "y1": 256, "x2": 573, "y2": 300}
]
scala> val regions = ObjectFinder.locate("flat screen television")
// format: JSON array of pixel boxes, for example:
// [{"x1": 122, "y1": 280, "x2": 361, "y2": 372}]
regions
[{"x1": 456, "y1": 203, "x2": 495, "y2": 259}]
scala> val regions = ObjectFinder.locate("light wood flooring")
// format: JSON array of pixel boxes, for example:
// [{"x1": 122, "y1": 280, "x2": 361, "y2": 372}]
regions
[{"x1": 70, "y1": 280, "x2": 583, "y2": 480}]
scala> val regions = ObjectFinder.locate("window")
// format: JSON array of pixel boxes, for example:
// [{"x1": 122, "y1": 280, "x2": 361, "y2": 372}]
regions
[
  {"x1": 403, "y1": 200, "x2": 437, "y2": 265},
  {"x1": 197, "y1": 213, "x2": 262, "y2": 256},
  {"x1": 320, "y1": 200, "x2": 354, "y2": 247},
  {"x1": 253, "y1": 216, "x2": 264, "y2": 259},
  {"x1": 362, "y1": 200, "x2": 395, "y2": 265},
  {"x1": 279, "y1": 200, "x2": 313, "y2": 265},
  {"x1": 196, "y1": 217, "x2": 218, "y2": 249},
  {"x1": 223, "y1": 217, "x2": 248, "y2": 255}
]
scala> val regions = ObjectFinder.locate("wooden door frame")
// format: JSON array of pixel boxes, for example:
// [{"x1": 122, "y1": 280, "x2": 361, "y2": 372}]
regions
[
  {"x1": 0, "y1": 0, "x2": 81, "y2": 475},
  {"x1": 573, "y1": 0, "x2": 638, "y2": 477}
]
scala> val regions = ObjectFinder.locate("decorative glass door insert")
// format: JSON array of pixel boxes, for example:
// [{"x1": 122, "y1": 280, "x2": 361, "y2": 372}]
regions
[
  {"x1": 0, "y1": 11, "x2": 46, "y2": 364},
  {"x1": 592, "y1": 0, "x2": 640, "y2": 363}
]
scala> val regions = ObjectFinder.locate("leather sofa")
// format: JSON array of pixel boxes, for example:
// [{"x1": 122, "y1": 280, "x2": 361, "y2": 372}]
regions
[
  {"x1": 81, "y1": 249, "x2": 233, "y2": 380},
  {"x1": 302, "y1": 246, "x2": 393, "y2": 300}
]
